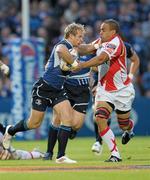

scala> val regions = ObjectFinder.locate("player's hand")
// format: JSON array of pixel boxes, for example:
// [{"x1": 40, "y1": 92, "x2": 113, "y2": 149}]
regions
[
  {"x1": 92, "y1": 38, "x2": 102, "y2": 50},
  {"x1": 60, "y1": 61, "x2": 71, "y2": 71},
  {"x1": 71, "y1": 61, "x2": 83, "y2": 72},
  {"x1": 0, "y1": 64, "x2": 9, "y2": 75}
]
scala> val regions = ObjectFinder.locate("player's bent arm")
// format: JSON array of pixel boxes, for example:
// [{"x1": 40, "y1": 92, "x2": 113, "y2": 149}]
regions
[
  {"x1": 79, "y1": 51, "x2": 109, "y2": 69},
  {"x1": 77, "y1": 44, "x2": 96, "y2": 55},
  {"x1": 56, "y1": 44, "x2": 75, "y2": 65},
  {"x1": 78, "y1": 43, "x2": 100, "y2": 56},
  {"x1": 128, "y1": 51, "x2": 140, "y2": 80}
]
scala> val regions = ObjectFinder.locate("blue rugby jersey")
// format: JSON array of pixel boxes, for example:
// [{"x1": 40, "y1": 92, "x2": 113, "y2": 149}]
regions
[
  {"x1": 43, "y1": 39, "x2": 73, "y2": 90},
  {"x1": 65, "y1": 54, "x2": 95, "y2": 86}
]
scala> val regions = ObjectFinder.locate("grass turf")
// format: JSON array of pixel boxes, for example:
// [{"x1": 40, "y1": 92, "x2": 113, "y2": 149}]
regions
[{"x1": 0, "y1": 136, "x2": 150, "y2": 180}]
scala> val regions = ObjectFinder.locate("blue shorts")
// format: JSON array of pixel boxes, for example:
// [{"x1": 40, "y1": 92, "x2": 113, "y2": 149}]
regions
[
  {"x1": 32, "y1": 78, "x2": 68, "y2": 111},
  {"x1": 64, "y1": 83, "x2": 90, "y2": 114}
]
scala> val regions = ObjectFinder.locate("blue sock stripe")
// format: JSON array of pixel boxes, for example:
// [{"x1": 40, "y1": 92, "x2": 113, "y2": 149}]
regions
[
  {"x1": 50, "y1": 123, "x2": 59, "y2": 130},
  {"x1": 60, "y1": 125, "x2": 71, "y2": 132}
]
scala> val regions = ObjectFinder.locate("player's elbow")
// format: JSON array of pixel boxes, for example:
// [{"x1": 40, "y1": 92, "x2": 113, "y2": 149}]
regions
[{"x1": 131, "y1": 53, "x2": 140, "y2": 67}]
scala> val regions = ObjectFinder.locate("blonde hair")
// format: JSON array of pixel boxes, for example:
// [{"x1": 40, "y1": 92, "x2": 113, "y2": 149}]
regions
[{"x1": 64, "y1": 23, "x2": 85, "y2": 38}]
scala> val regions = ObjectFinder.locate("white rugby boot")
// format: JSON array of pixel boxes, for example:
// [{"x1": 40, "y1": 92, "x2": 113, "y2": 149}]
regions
[
  {"x1": 56, "y1": 156, "x2": 77, "y2": 164},
  {"x1": 91, "y1": 141, "x2": 103, "y2": 155}
]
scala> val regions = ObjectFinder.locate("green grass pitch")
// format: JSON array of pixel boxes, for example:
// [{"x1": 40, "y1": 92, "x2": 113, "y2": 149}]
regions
[{"x1": 0, "y1": 136, "x2": 150, "y2": 180}]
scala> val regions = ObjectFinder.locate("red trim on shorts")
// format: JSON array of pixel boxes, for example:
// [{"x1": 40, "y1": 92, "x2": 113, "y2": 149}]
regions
[{"x1": 100, "y1": 126, "x2": 110, "y2": 137}]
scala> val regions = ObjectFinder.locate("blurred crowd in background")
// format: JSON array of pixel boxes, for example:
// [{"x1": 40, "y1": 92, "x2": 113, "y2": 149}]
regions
[{"x1": 0, "y1": 0, "x2": 150, "y2": 98}]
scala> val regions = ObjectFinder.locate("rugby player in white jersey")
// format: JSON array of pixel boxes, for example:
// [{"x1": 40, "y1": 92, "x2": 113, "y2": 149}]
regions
[
  {"x1": 74, "y1": 19, "x2": 139, "y2": 162},
  {"x1": 91, "y1": 42, "x2": 140, "y2": 156}
]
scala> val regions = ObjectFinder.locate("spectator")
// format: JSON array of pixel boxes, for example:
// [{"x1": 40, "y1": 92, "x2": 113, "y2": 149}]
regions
[
  {"x1": 64, "y1": 0, "x2": 79, "y2": 23},
  {"x1": 0, "y1": 0, "x2": 150, "y2": 98}
]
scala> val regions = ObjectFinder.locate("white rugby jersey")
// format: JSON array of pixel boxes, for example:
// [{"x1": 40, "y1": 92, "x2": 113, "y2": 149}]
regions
[{"x1": 97, "y1": 35, "x2": 131, "y2": 92}]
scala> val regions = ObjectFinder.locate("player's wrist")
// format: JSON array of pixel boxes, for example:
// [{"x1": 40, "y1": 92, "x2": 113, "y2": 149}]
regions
[
  {"x1": 93, "y1": 43, "x2": 100, "y2": 50},
  {"x1": 128, "y1": 73, "x2": 134, "y2": 80}
]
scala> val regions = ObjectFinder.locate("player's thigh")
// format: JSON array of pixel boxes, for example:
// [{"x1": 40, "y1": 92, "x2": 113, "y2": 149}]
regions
[
  {"x1": 116, "y1": 110, "x2": 130, "y2": 120},
  {"x1": 114, "y1": 84, "x2": 135, "y2": 111},
  {"x1": 72, "y1": 110, "x2": 85, "y2": 130},
  {"x1": 95, "y1": 86, "x2": 114, "y2": 106},
  {"x1": 51, "y1": 109, "x2": 61, "y2": 127},
  {"x1": 53, "y1": 100, "x2": 73, "y2": 125}
]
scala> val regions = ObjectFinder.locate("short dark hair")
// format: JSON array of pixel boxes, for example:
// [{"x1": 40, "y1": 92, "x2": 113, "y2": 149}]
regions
[{"x1": 103, "y1": 19, "x2": 120, "y2": 33}]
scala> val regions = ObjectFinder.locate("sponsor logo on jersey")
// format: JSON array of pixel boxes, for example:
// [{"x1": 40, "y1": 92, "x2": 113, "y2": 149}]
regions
[
  {"x1": 106, "y1": 43, "x2": 116, "y2": 49},
  {"x1": 106, "y1": 43, "x2": 116, "y2": 54}
]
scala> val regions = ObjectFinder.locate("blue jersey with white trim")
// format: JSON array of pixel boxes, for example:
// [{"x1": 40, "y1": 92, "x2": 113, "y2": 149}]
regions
[
  {"x1": 65, "y1": 54, "x2": 95, "y2": 86},
  {"x1": 43, "y1": 39, "x2": 73, "y2": 90}
]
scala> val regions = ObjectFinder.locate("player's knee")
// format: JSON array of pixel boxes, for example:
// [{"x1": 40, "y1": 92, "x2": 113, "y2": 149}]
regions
[
  {"x1": 72, "y1": 120, "x2": 83, "y2": 131},
  {"x1": 72, "y1": 124, "x2": 81, "y2": 131},
  {"x1": 95, "y1": 107, "x2": 110, "y2": 121},
  {"x1": 118, "y1": 118, "x2": 133, "y2": 130},
  {"x1": 27, "y1": 121, "x2": 41, "y2": 129}
]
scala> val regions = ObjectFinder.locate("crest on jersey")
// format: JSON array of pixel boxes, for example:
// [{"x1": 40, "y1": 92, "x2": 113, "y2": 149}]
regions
[
  {"x1": 106, "y1": 43, "x2": 116, "y2": 54},
  {"x1": 35, "y1": 99, "x2": 42, "y2": 106},
  {"x1": 106, "y1": 43, "x2": 116, "y2": 49}
]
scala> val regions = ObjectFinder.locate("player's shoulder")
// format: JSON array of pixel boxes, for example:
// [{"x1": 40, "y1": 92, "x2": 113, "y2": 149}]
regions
[
  {"x1": 56, "y1": 39, "x2": 73, "y2": 52},
  {"x1": 109, "y1": 35, "x2": 121, "y2": 46},
  {"x1": 58, "y1": 39, "x2": 72, "y2": 48},
  {"x1": 101, "y1": 36, "x2": 120, "y2": 51}
]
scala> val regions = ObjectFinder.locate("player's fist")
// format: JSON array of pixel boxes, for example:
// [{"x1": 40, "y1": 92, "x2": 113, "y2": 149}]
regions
[{"x1": 60, "y1": 60, "x2": 71, "y2": 71}]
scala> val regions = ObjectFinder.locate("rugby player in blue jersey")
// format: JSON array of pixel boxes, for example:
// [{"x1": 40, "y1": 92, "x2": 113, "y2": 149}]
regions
[
  {"x1": 43, "y1": 53, "x2": 95, "y2": 161},
  {"x1": 2, "y1": 23, "x2": 99, "y2": 164}
]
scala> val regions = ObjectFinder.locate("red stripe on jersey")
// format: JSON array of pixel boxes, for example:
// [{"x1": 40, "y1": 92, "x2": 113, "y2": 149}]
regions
[{"x1": 99, "y1": 35, "x2": 130, "y2": 91}]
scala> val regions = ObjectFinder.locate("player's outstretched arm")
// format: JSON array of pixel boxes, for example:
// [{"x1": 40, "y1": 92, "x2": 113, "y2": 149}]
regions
[{"x1": 73, "y1": 51, "x2": 109, "y2": 71}]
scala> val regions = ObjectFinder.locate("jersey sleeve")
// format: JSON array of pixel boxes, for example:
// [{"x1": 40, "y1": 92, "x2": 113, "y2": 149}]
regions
[{"x1": 101, "y1": 39, "x2": 119, "y2": 59}]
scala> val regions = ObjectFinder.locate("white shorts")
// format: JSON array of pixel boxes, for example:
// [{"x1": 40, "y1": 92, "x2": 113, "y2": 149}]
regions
[{"x1": 95, "y1": 83, "x2": 135, "y2": 111}]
